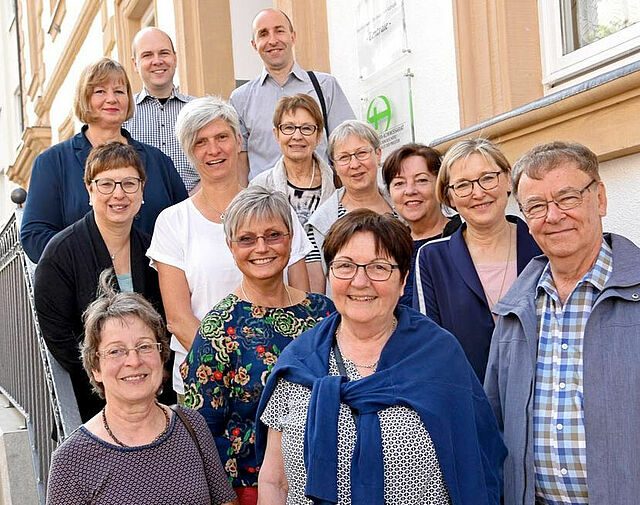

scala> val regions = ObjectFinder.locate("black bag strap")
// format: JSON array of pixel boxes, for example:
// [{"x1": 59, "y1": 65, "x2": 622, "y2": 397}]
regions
[
  {"x1": 332, "y1": 340, "x2": 359, "y2": 425},
  {"x1": 307, "y1": 70, "x2": 343, "y2": 189},
  {"x1": 307, "y1": 70, "x2": 330, "y2": 141},
  {"x1": 171, "y1": 405, "x2": 205, "y2": 462}
]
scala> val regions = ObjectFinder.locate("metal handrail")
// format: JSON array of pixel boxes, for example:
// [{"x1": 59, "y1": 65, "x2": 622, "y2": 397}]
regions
[{"x1": 0, "y1": 209, "x2": 81, "y2": 503}]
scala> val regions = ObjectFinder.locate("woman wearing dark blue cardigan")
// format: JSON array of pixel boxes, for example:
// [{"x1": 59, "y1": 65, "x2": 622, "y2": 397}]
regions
[
  {"x1": 413, "y1": 138, "x2": 541, "y2": 383},
  {"x1": 20, "y1": 58, "x2": 186, "y2": 263},
  {"x1": 256, "y1": 210, "x2": 505, "y2": 505}
]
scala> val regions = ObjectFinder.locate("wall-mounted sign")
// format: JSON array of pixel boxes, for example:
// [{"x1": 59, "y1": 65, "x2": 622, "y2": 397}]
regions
[
  {"x1": 361, "y1": 70, "x2": 415, "y2": 160},
  {"x1": 356, "y1": 0, "x2": 408, "y2": 79}
]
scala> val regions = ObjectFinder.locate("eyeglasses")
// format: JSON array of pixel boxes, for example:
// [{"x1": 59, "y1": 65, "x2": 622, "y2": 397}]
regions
[
  {"x1": 333, "y1": 148, "x2": 374, "y2": 166},
  {"x1": 448, "y1": 171, "x2": 502, "y2": 198},
  {"x1": 329, "y1": 260, "x2": 399, "y2": 281},
  {"x1": 230, "y1": 231, "x2": 290, "y2": 248},
  {"x1": 519, "y1": 179, "x2": 597, "y2": 219},
  {"x1": 91, "y1": 177, "x2": 142, "y2": 194},
  {"x1": 97, "y1": 342, "x2": 162, "y2": 360},
  {"x1": 278, "y1": 124, "x2": 318, "y2": 136}
]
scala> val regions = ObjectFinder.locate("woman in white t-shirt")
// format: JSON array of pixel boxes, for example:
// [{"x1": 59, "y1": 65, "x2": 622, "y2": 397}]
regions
[{"x1": 147, "y1": 96, "x2": 311, "y2": 397}]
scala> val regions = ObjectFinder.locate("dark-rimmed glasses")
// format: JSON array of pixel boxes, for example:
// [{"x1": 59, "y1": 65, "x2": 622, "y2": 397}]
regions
[
  {"x1": 230, "y1": 231, "x2": 290, "y2": 248},
  {"x1": 278, "y1": 124, "x2": 318, "y2": 136},
  {"x1": 333, "y1": 148, "x2": 375, "y2": 166},
  {"x1": 91, "y1": 177, "x2": 142, "y2": 194},
  {"x1": 448, "y1": 171, "x2": 502, "y2": 198},
  {"x1": 97, "y1": 342, "x2": 162, "y2": 360},
  {"x1": 519, "y1": 179, "x2": 597, "y2": 219},
  {"x1": 329, "y1": 261, "x2": 399, "y2": 281}
]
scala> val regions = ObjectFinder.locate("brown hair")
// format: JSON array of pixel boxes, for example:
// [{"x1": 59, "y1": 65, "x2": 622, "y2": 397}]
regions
[
  {"x1": 323, "y1": 209, "x2": 413, "y2": 281},
  {"x1": 84, "y1": 142, "x2": 146, "y2": 185},
  {"x1": 81, "y1": 270, "x2": 170, "y2": 399},
  {"x1": 512, "y1": 141, "x2": 600, "y2": 198},
  {"x1": 436, "y1": 138, "x2": 511, "y2": 208},
  {"x1": 74, "y1": 58, "x2": 134, "y2": 124},
  {"x1": 272, "y1": 93, "x2": 324, "y2": 133},
  {"x1": 382, "y1": 143, "x2": 442, "y2": 189}
]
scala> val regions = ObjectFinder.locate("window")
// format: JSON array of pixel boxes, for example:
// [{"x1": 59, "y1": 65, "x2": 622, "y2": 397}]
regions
[{"x1": 539, "y1": 1, "x2": 640, "y2": 89}]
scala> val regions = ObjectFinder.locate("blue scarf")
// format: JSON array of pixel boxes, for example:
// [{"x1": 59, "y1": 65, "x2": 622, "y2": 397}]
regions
[{"x1": 256, "y1": 305, "x2": 506, "y2": 505}]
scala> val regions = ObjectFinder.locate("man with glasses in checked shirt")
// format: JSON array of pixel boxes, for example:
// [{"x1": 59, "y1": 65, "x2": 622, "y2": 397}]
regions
[
  {"x1": 124, "y1": 27, "x2": 200, "y2": 193},
  {"x1": 485, "y1": 141, "x2": 640, "y2": 505}
]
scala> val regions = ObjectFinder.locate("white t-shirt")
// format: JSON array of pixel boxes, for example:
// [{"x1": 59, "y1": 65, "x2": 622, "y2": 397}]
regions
[{"x1": 147, "y1": 198, "x2": 311, "y2": 393}]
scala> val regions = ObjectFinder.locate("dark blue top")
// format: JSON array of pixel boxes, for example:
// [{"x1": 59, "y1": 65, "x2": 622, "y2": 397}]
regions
[
  {"x1": 256, "y1": 305, "x2": 506, "y2": 505},
  {"x1": 399, "y1": 214, "x2": 462, "y2": 307},
  {"x1": 412, "y1": 216, "x2": 541, "y2": 382},
  {"x1": 183, "y1": 292, "x2": 335, "y2": 488},
  {"x1": 20, "y1": 125, "x2": 187, "y2": 263}
]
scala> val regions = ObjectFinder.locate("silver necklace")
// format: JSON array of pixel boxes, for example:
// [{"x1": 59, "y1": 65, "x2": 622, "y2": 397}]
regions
[
  {"x1": 336, "y1": 317, "x2": 398, "y2": 369},
  {"x1": 108, "y1": 241, "x2": 129, "y2": 261},
  {"x1": 241, "y1": 281, "x2": 293, "y2": 307}
]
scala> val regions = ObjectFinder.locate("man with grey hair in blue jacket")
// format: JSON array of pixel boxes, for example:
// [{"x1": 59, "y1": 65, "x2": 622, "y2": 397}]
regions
[{"x1": 485, "y1": 141, "x2": 640, "y2": 505}]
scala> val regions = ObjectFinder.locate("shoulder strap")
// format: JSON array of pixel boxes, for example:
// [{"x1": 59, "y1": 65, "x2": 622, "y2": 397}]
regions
[
  {"x1": 307, "y1": 70, "x2": 343, "y2": 189},
  {"x1": 171, "y1": 406, "x2": 204, "y2": 460},
  {"x1": 307, "y1": 70, "x2": 330, "y2": 141}
]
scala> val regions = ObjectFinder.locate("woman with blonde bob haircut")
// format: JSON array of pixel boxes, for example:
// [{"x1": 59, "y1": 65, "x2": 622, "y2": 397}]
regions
[
  {"x1": 250, "y1": 93, "x2": 335, "y2": 226},
  {"x1": 21, "y1": 57, "x2": 187, "y2": 264},
  {"x1": 413, "y1": 138, "x2": 540, "y2": 382},
  {"x1": 46, "y1": 270, "x2": 236, "y2": 505}
]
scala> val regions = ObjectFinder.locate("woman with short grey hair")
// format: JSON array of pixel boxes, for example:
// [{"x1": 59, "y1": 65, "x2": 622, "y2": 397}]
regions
[
  {"x1": 306, "y1": 119, "x2": 394, "y2": 293},
  {"x1": 46, "y1": 270, "x2": 236, "y2": 505},
  {"x1": 147, "y1": 96, "x2": 311, "y2": 400},
  {"x1": 182, "y1": 186, "x2": 334, "y2": 505}
]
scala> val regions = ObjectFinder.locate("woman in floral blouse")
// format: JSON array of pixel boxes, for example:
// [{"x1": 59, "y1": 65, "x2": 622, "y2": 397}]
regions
[{"x1": 183, "y1": 186, "x2": 334, "y2": 505}]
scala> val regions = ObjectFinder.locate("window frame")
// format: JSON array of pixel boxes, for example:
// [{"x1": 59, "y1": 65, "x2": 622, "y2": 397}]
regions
[{"x1": 539, "y1": 2, "x2": 640, "y2": 88}]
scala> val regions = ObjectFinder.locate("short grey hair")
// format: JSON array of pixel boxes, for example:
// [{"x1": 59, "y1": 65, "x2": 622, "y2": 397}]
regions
[
  {"x1": 223, "y1": 186, "x2": 293, "y2": 241},
  {"x1": 328, "y1": 120, "x2": 381, "y2": 160},
  {"x1": 175, "y1": 96, "x2": 241, "y2": 164},
  {"x1": 512, "y1": 141, "x2": 600, "y2": 199},
  {"x1": 81, "y1": 269, "x2": 169, "y2": 399}
]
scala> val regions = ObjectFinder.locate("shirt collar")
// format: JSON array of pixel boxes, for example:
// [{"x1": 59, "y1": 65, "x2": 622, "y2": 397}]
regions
[
  {"x1": 259, "y1": 61, "x2": 305, "y2": 85},
  {"x1": 536, "y1": 238, "x2": 613, "y2": 297},
  {"x1": 136, "y1": 85, "x2": 188, "y2": 104}
]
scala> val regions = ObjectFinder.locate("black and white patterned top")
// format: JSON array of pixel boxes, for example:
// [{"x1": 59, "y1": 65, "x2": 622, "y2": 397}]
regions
[
  {"x1": 123, "y1": 87, "x2": 200, "y2": 191},
  {"x1": 46, "y1": 406, "x2": 235, "y2": 505},
  {"x1": 261, "y1": 350, "x2": 452, "y2": 505}
]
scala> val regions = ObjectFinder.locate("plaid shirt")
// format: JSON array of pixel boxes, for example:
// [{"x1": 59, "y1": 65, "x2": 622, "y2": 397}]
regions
[
  {"x1": 123, "y1": 87, "x2": 199, "y2": 191},
  {"x1": 533, "y1": 240, "x2": 613, "y2": 504}
]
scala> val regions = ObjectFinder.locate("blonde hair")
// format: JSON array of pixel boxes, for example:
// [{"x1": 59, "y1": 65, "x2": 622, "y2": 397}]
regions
[{"x1": 73, "y1": 58, "x2": 134, "y2": 124}]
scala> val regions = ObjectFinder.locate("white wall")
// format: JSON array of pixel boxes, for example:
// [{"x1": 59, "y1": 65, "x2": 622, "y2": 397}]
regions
[
  {"x1": 230, "y1": 0, "x2": 271, "y2": 81},
  {"x1": 326, "y1": 0, "x2": 460, "y2": 144},
  {"x1": 600, "y1": 152, "x2": 640, "y2": 246}
]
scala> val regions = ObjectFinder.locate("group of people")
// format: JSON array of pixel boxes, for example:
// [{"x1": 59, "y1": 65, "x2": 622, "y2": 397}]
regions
[{"x1": 22, "y1": 7, "x2": 640, "y2": 505}]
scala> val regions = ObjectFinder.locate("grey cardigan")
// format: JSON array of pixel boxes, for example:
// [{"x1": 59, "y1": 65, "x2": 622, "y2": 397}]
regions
[{"x1": 484, "y1": 233, "x2": 640, "y2": 505}]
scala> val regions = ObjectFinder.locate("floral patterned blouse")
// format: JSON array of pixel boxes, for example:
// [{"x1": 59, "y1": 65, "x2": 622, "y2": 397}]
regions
[{"x1": 182, "y1": 292, "x2": 335, "y2": 488}]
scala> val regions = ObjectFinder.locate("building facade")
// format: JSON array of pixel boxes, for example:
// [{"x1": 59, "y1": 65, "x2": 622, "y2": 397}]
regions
[{"x1": 2, "y1": 0, "x2": 639, "y2": 242}]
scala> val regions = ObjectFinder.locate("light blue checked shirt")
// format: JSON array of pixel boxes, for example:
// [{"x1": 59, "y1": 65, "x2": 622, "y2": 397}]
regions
[
  {"x1": 123, "y1": 87, "x2": 200, "y2": 191},
  {"x1": 533, "y1": 239, "x2": 613, "y2": 505}
]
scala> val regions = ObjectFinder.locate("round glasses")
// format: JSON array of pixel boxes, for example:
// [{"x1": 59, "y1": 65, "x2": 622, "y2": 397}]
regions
[
  {"x1": 91, "y1": 177, "x2": 142, "y2": 195},
  {"x1": 519, "y1": 179, "x2": 596, "y2": 219},
  {"x1": 97, "y1": 342, "x2": 162, "y2": 360},
  {"x1": 329, "y1": 261, "x2": 399, "y2": 281},
  {"x1": 448, "y1": 171, "x2": 501, "y2": 198},
  {"x1": 278, "y1": 124, "x2": 318, "y2": 136},
  {"x1": 230, "y1": 231, "x2": 290, "y2": 248}
]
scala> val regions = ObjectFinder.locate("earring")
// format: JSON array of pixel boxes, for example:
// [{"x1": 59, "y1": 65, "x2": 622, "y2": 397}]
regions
[{"x1": 141, "y1": 199, "x2": 145, "y2": 204}]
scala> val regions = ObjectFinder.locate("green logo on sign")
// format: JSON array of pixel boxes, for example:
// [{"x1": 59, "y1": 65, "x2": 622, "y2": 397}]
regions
[{"x1": 366, "y1": 95, "x2": 392, "y2": 132}]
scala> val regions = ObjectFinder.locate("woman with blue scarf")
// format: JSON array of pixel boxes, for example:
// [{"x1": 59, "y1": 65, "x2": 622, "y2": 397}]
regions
[{"x1": 255, "y1": 209, "x2": 506, "y2": 505}]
